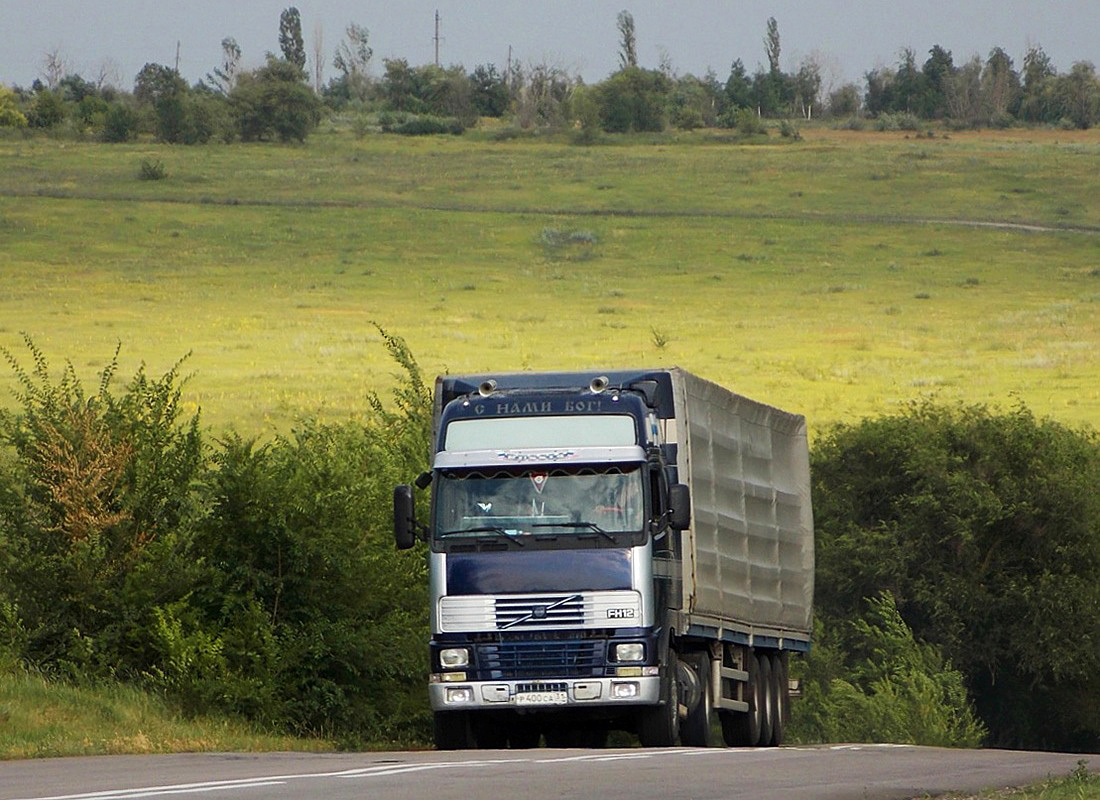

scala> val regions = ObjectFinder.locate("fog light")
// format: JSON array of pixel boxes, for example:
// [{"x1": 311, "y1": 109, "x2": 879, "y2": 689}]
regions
[
  {"x1": 614, "y1": 643, "x2": 645, "y2": 662},
  {"x1": 445, "y1": 687, "x2": 474, "y2": 704},
  {"x1": 611, "y1": 681, "x2": 639, "y2": 699},
  {"x1": 440, "y1": 671, "x2": 467, "y2": 682},
  {"x1": 615, "y1": 666, "x2": 643, "y2": 677},
  {"x1": 440, "y1": 647, "x2": 470, "y2": 668}
]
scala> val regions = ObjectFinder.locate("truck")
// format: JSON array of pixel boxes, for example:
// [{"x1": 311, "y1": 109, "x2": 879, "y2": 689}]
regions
[{"x1": 394, "y1": 368, "x2": 813, "y2": 749}]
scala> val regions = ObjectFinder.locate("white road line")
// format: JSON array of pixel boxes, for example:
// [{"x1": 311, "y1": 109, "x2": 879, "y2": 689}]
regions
[{"x1": 8, "y1": 746, "x2": 879, "y2": 800}]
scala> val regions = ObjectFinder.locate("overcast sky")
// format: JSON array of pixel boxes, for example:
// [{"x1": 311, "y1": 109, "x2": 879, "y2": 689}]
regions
[{"x1": 3, "y1": 1, "x2": 1098, "y2": 92}]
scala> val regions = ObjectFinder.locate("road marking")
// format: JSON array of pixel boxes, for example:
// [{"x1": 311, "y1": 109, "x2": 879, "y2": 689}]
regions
[{"x1": 9, "y1": 747, "x2": 905, "y2": 800}]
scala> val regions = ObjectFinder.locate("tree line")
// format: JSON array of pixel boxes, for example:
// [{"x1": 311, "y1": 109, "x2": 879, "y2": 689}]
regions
[
  {"x1": 0, "y1": 334, "x2": 1097, "y2": 752},
  {"x1": 2, "y1": 9, "x2": 1099, "y2": 142}
]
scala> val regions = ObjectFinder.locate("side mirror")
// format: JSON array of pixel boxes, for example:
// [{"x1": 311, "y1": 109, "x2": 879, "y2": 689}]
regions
[
  {"x1": 668, "y1": 483, "x2": 691, "y2": 531},
  {"x1": 394, "y1": 484, "x2": 416, "y2": 550}
]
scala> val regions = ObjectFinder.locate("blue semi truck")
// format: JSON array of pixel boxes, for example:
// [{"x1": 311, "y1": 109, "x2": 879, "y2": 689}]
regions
[{"x1": 395, "y1": 368, "x2": 813, "y2": 749}]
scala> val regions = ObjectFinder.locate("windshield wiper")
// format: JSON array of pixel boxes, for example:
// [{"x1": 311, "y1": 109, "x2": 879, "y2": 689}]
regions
[
  {"x1": 532, "y1": 521, "x2": 616, "y2": 543},
  {"x1": 439, "y1": 525, "x2": 525, "y2": 547}
]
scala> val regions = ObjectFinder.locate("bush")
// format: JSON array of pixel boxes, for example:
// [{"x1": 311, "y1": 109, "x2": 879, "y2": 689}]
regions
[
  {"x1": 0, "y1": 337, "x2": 205, "y2": 681},
  {"x1": 735, "y1": 108, "x2": 767, "y2": 136},
  {"x1": 383, "y1": 115, "x2": 464, "y2": 136},
  {"x1": 779, "y1": 119, "x2": 802, "y2": 139},
  {"x1": 139, "y1": 159, "x2": 167, "y2": 180},
  {"x1": 102, "y1": 103, "x2": 138, "y2": 142},
  {"x1": 790, "y1": 593, "x2": 986, "y2": 747},
  {"x1": 812, "y1": 401, "x2": 1100, "y2": 751}
]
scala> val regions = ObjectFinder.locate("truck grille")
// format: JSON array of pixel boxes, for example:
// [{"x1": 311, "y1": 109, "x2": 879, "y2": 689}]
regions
[
  {"x1": 439, "y1": 591, "x2": 641, "y2": 632},
  {"x1": 477, "y1": 639, "x2": 607, "y2": 680}
]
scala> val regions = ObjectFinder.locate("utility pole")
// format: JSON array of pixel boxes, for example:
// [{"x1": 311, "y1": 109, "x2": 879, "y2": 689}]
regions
[
  {"x1": 434, "y1": 10, "x2": 441, "y2": 67},
  {"x1": 175, "y1": 40, "x2": 180, "y2": 73}
]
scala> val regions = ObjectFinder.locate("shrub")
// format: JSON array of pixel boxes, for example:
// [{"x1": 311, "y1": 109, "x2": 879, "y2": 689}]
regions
[
  {"x1": 102, "y1": 103, "x2": 138, "y2": 142},
  {"x1": 735, "y1": 108, "x2": 767, "y2": 136},
  {"x1": 0, "y1": 88, "x2": 28, "y2": 128},
  {"x1": 812, "y1": 401, "x2": 1100, "y2": 751},
  {"x1": 139, "y1": 159, "x2": 167, "y2": 181},
  {"x1": 383, "y1": 115, "x2": 464, "y2": 136},
  {"x1": 790, "y1": 594, "x2": 986, "y2": 747},
  {"x1": 779, "y1": 119, "x2": 802, "y2": 139},
  {"x1": 0, "y1": 337, "x2": 205, "y2": 681}
]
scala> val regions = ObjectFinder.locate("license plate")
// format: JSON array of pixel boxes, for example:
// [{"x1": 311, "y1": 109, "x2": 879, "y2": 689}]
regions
[{"x1": 515, "y1": 691, "x2": 568, "y2": 706}]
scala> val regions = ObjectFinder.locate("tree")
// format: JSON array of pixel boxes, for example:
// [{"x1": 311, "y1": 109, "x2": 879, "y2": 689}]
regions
[
  {"x1": 0, "y1": 87, "x2": 29, "y2": 128},
  {"x1": 596, "y1": 66, "x2": 668, "y2": 132},
  {"x1": 134, "y1": 63, "x2": 190, "y2": 142},
  {"x1": 945, "y1": 55, "x2": 983, "y2": 125},
  {"x1": 231, "y1": 57, "x2": 321, "y2": 142},
  {"x1": 27, "y1": 89, "x2": 66, "y2": 128},
  {"x1": 1019, "y1": 44, "x2": 1056, "y2": 122},
  {"x1": 893, "y1": 48, "x2": 924, "y2": 114},
  {"x1": 724, "y1": 59, "x2": 752, "y2": 110},
  {"x1": 863, "y1": 67, "x2": 895, "y2": 117},
  {"x1": 205, "y1": 37, "x2": 242, "y2": 96},
  {"x1": 981, "y1": 47, "x2": 1020, "y2": 122},
  {"x1": 279, "y1": 7, "x2": 306, "y2": 76},
  {"x1": 617, "y1": 10, "x2": 637, "y2": 69},
  {"x1": 470, "y1": 63, "x2": 510, "y2": 117},
  {"x1": 41, "y1": 47, "x2": 67, "y2": 90},
  {"x1": 764, "y1": 17, "x2": 781, "y2": 76},
  {"x1": 921, "y1": 45, "x2": 955, "y2": 118},
  {"x1": 1054, "y1": 61, "x2": 1100, "y2": 129},
  {"x1": 311, "y1": 24, "x2": 324, "y2": 94},
  {"x1": 828, "y1": 83, "x2": 861, "y2": 117},
  {"x1": 332, "y1": 23, "x2": 373, "y2": 102},
  {"x1": 794, "y1": 56, "x2": 822, "y2": 119}
]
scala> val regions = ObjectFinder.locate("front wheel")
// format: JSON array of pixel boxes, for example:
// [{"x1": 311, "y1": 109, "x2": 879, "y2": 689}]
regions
[
  {"x1": 680, "y1": 652, "x2": 717, "y2": 747},
  {"x1": 638, "y1": 648, "x2": 680, "y2": 747}
]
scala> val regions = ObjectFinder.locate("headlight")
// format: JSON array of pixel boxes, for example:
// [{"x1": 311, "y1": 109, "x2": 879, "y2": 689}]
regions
[
  {"x1": 445, "y1": 687, "x2": 474, "y2": 704},
  {"x1": 614, "y1": 643, "x2": 645, "y2": 662},
  {"x1": 440, "y1": 647, "x2": 470, "y2": 668}
]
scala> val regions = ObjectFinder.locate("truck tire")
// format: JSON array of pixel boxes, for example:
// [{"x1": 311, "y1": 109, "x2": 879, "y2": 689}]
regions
[
  {"x1": 720, "y1": 652, "x2": 761, "y2": 747},
  {"x1": 680, "y1": 652, "x2": 716, "y2": 747},
  {"x1": 769, "y1": 652, "x2": 788, "y2": 746},
  {"x1": 758, "y1": 654, "x2": 774, "y2": 747},
  {"x1": 638, "y1": 649, "x2": 680, "y2": 747},
  {"x1": 433, "y1": 711, "x2": 471, "y2": 750}
]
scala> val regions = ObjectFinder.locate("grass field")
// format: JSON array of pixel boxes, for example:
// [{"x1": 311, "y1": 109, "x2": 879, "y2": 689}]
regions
[{"x1": 1, "y1": 125, "x2": 1098, "y2": 436}]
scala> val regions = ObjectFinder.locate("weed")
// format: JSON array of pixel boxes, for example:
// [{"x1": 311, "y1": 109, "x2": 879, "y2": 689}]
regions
[
  {"x1": 651, "y1": 328, "x2": 670, "y2": 350},
  {"x1": 138, "y1": 159, "x2": 167, "y2": 181}
]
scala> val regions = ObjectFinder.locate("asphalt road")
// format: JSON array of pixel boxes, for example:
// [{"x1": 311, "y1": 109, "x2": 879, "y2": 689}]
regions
[{"x1": 0, "y1": 745, "x2": 1090, "y2": 800}]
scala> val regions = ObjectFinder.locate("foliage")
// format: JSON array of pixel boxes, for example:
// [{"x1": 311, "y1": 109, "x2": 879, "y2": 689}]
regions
[
  {"x1": 331, "y1": 23, "x2": 373, "y2": 103},
  {"x1": 790, "y1": 593, "x2": 986, "y2": 747},
  {"x1": 0, "y1": 333, "x2": 433, "y2": 743},
  {"x1": 0, "y1": 336, "x2": 204, "y2": 681},
  {"x1": 231, "y1": 58, "x2": 321, "y2": 142},
  {"x1": 597, "y1": 67, "x2": 669, "y2": 133},
  {"x1": 0, "y1": 88, "x2": 28, "y2": 128},
  {"x1": 382, "y1": 114, "x2": 465, "y2": 136},
  {"x1": 616, "y1": 10, "x2": 637, "y2": 70},
  {"x1": 812, "y1": 401, "x2": 1100, "y2": 751},
  {"x1": 278, "y1": 7, "x2": 306, "y2": 76},
  {"x1": 138, "y1": 158, "x2": 167, "y2": 180},
  {"x1": 27, "y1": 90, "x2": 66, "y2": 129}
]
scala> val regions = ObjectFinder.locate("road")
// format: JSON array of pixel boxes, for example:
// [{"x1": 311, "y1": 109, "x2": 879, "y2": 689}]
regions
[{"x1": 0, "y1": 745, "x2": 1090, "y2": 800}]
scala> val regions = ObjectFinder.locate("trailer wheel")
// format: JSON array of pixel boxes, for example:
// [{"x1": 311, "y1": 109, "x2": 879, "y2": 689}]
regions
[
  {"x1": 720, "y1": 651, "x2": 761, "y2": 747},
  {"x1": 758, "y1": 654, "x2": 775, "y2": 747},
  {"x1": 639, "y1": 648, "x2": 680, "y2": 747},
  {"x1": 680, "y1": 652, "x2": 716, "y2": 747},
  {"x1": 769, "y1": 653, "x2": 788, "y2": 746},
  {"x1": 433, "y1": 711, "x2": 471, "y2": 750}
]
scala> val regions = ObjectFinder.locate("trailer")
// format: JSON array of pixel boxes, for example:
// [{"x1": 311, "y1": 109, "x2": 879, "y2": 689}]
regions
[{"x1": 395, "y1": 368, "x2": 813, "y2": 748}]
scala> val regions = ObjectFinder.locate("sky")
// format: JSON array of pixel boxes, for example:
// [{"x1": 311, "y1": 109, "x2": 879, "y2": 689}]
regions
[{"x1": 2, "y1": 1, "x2": 1098, "y2": 93}]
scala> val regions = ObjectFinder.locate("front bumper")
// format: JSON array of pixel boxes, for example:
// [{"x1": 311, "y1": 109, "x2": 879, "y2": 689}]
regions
[{"x1": 429, "y1": 675, "x2": 662, "y2": 711}]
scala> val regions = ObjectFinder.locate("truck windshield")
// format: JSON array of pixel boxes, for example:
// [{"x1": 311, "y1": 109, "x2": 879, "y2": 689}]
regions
[{"x1": 434, "y1": 465, "x2": 644, "y2": 542}]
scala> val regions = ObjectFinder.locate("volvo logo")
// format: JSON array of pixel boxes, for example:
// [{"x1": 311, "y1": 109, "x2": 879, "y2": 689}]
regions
[{"x1": 532, "y1": 606, "x2": 548, "y2": 619}]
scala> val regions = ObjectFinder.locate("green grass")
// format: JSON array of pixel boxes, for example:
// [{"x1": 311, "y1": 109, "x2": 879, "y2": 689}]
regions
[
  {"x1": 936, "y1": 761, "x2": 1100, "y2": 800},
  {"x1": 1, "y1": 126, "x2": 1099, "y2": 436},
  {"x1": 0, "y1": 669, "x2": 333, "y2": 759}
]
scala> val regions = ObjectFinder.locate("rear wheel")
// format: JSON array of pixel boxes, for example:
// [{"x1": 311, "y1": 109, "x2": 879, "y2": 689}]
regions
[
  {"x1": 638, "y1": 648, "x2": 680, "y2": 747},
  {"x1": 769, "y1": 653, "x2": 788, "y2": 746},
  {"x1": 680, "y1": 652, "x2": 716, "y2": 747},
  {"x1": 758, "y1": 654, "x2": 774, "y2": 748},
  {"x1": 720, "y1": 651, "x2": 761, "y2": 747},
  {"x1": 433, "y1": 711, "x2": 471, "y2": 750}
]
